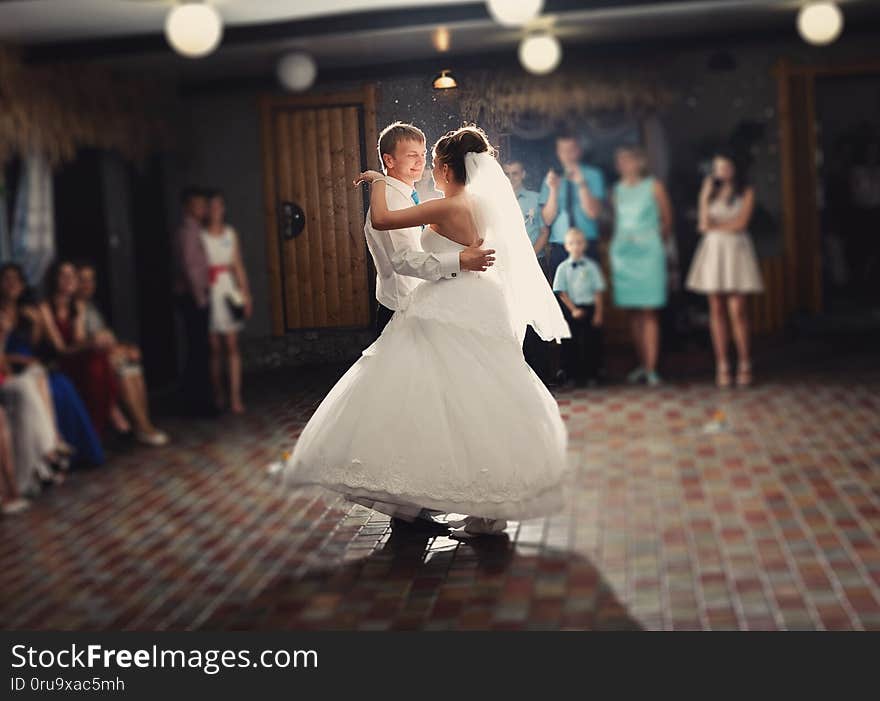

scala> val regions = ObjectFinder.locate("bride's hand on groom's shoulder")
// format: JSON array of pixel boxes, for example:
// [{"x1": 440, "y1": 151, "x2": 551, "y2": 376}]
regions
[{"x1": 353, "y1": 170, "x2": 384, "y2": 187}]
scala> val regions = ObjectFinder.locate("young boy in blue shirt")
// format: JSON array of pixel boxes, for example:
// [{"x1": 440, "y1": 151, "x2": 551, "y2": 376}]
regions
[{"x1": 553, "y1": 228, "x2": 606, "y2": 387}]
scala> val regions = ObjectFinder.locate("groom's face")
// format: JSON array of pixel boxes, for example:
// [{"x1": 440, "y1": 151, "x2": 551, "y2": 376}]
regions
[{"x1": 386, "y1": 138, "x2": 426, "y2": 184}]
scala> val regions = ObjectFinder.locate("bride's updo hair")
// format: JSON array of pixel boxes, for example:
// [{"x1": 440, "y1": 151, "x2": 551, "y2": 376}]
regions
[{"x1": 432, "y1": 125, "x2": 496, "y2": 184}]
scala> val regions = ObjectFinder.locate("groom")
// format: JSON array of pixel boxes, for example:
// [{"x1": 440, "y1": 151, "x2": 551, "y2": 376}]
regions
[
  {"x1": 361, "y1": 121, "x2": 495, "y2": 533},
  {"x1": 365, "y1": 121, "x2": 495, "y2": 335}
]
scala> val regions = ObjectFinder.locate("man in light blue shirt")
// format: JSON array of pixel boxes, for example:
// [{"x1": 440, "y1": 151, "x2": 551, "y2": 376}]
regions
[
  {"x1": 504, "y1": 159, "x2": 552, "y2": 381},
  {"x1": 539, "y1": 133, "x2": 605, "y2": 280},
  {"x1": 503, "y1": 160, "x2": 548, "y2": 261}
]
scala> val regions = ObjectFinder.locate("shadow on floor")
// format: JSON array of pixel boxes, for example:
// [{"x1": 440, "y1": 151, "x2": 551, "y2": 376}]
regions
[{"x1": 198, "y1": 529, "x2": 643, "y2": 631}]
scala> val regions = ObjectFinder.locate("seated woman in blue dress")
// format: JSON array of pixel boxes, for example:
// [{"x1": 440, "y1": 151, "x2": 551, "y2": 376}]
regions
[{"x1": 0, "y1": 263, "x2": 104, "y2": 467}]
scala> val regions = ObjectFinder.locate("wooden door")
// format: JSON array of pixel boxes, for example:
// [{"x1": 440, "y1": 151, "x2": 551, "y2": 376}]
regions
[
  {"x1": 260, "y1": 86, "x2": 378, "y2": 334},
  {"x1": 776, "y1": 59, "x2": 880, "y2": 320},
  {"x1": 777, "y1": 60, "x2": 823, "y2": 316}
]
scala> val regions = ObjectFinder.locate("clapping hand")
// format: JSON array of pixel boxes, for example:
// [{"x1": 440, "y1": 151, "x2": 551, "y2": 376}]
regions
[
  {"x1": 353, "y1": 170, "x2": 384, "y2": 187},
  {"x1": 566, "y1": 166, "x2": 585, "y2": 185}
]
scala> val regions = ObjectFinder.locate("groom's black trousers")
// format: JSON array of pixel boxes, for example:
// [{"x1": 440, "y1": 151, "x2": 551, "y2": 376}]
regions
[
  {"x1": 523, "y1": 326, "x2": 550, "y2": 382},
  {"x1": 375, "y1": 303, "x2": 395, "y2": 336}
]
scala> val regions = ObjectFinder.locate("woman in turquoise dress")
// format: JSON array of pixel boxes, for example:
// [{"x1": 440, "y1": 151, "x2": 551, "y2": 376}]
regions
[{"x1": 610, "y1": 146, "x2": 674, "y2": 386}]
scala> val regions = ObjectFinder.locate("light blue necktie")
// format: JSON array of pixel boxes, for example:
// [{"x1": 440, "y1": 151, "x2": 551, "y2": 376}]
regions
[{"x1": 411, "y1": 190, "x2": 425, "y2": 229}]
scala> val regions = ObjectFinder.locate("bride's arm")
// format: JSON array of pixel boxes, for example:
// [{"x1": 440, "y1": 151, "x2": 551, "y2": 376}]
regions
[{"x1": 368, "y1": 180, "x2": 448, "y2": 231}]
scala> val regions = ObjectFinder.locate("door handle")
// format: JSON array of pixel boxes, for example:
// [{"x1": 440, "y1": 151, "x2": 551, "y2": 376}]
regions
[{"x1": 280, "y1": 200, "x2": 306, "y2": 240}]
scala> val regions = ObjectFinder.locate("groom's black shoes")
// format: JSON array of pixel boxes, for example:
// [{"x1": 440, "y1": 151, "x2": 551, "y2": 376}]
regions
[{"x1": 390, "y1": 514, "x2": 450, "y2": 535}]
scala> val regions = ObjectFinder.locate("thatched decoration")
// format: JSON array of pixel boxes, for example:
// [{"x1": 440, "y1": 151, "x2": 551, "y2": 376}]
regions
[
  {"x1": 459, "y1": 68, "x2": 676, "y2": 134},
  {"x1": 0, "y1": 46, "x2": 173, "y2": 167}
]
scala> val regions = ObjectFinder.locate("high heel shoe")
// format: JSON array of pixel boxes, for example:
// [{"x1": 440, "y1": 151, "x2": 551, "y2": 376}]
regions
[
  {"x1": 51, "y1": 454, "x2": 71, "y2": 472},
  {"x1": 48, "y1": 446, "x2": 74, "y2": 471},
  {"x1": 737, "y1": 361, "x2": 753, "y2": 388},
  {"x1": 626, "y1": 366, "x2": 646, "y2": 385},
  {"x1": 716, "y1": 363, "x2": 732, "y2": 389},
  {"x1": 645, "y1": 370, "x2": 663, "y2": 387},
  {"x1": 39, "y1": 458, "x2": 66, "y2": 486}
]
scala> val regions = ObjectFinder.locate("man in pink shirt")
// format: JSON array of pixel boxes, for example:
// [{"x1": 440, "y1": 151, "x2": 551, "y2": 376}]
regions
[{"x1": 173, "y1": 186, "x2": 215, "y2": 417}]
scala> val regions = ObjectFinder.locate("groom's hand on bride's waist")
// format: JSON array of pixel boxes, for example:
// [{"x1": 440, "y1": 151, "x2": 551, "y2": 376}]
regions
[{"x1": 460, "y1": 238, "x2": 496, "y2": 272}]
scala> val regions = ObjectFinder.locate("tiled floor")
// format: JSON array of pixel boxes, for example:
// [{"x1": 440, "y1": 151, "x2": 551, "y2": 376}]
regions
[{"x1": 2, "y1": 353, "x2": 879, "y2": 630}]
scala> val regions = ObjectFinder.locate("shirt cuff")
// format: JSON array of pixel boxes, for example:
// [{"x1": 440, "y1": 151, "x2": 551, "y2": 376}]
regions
[{"x1": 438, "y1": 251, "x2": 460, "y2": 278}]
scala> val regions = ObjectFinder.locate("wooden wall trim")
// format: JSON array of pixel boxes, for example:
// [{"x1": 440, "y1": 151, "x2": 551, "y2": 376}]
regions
[
  {"x1": 785, "y1": 59, "x2": 880, "y2": 78},
  {"x1": 802, "y1": 74, "x2": 822, "y2": 314},
  {"x1": 261, "y1": 89, "x2": 377, "y2": 111},
  {"x1": 259, "y1": 94, "x2": 285, "y2": 336},
  {"x1": 774, "y1": 58, "x2": 824, "y2": 318},
  {"x1": 362, "y1": 84, "x2": 380, "y2": 171},
  {"x1": 775, "y1": 58, "x2": 797, "y2": 317}
]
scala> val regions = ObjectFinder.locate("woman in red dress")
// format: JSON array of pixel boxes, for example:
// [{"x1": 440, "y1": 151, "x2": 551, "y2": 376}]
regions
[{"x1": 39, "y1": 261, "x2": 130, "y2": 437}]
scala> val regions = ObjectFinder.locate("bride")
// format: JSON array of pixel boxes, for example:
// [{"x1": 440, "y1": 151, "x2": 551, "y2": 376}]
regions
[{"x1": 279, "y1": 126, "x2": 571, "y2": 535}]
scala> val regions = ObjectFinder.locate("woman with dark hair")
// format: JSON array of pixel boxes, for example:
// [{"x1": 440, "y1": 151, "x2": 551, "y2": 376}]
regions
[
  {"x1": 686, "y1": 151, "x2": 764, "y2": 387},
  {"x1": 39, "y1": 260, "x2": 128, "y2": 437},
  {"x1": 201, "y1": 190, "x2": 252, "y2": 414},
  {"x1": 0, "y1": 262, "x2": 104, "y2": 468},
  {"x1": 280, "y1": 126, "x2": 571, "y2": 536}
]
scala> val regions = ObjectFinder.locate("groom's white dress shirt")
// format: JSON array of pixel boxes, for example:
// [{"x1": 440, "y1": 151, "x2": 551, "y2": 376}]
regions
[{"x1": 364, "y1": 175, "x2": 460, "y2": 311}]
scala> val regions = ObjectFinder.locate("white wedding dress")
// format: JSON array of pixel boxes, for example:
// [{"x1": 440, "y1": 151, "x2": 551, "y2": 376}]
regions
[{"x1": 280, "y1": 153, "x2": 571, "y2": 521}]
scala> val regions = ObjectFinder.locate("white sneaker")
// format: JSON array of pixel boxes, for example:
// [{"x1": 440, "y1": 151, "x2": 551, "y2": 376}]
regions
[
  {"x1": 2, "y1": 498, "x2": 31, "y2": 515},
  {"x1": 136, "y1": 430, "x2": 169, "y2": 447}
]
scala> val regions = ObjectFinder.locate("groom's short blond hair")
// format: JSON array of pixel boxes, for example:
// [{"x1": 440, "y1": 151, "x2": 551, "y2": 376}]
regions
[{"x1": 377, "y1": 122, "x2": 426, "y2": 171}]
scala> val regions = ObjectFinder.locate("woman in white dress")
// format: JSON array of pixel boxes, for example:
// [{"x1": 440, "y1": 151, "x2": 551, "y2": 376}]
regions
[
  {"x1": 1, "y1": 311, "x2": 67, "y2": 496},
  {"x1": 280, "y1": 126, "x2": 571, "y2": 535},
  {"x1": 202, "y1": 191, "x2": 252, "y2": 414},
  {"x1": 0, "y1": 407, "x2": 31, "y2": 514},
  {"x1": 686, "y1": 152, "x2": 764, "y2": 388}
]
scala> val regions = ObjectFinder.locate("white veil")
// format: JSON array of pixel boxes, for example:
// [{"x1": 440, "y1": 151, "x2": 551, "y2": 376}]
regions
[{"x1": 465, "y1": 151, "x2": 571, "y2": 345}]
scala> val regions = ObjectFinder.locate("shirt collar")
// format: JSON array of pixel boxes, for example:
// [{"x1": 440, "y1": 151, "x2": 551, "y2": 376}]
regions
[{"x1": 385, "y1": 175, "x2": 417, "y2": 199}]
